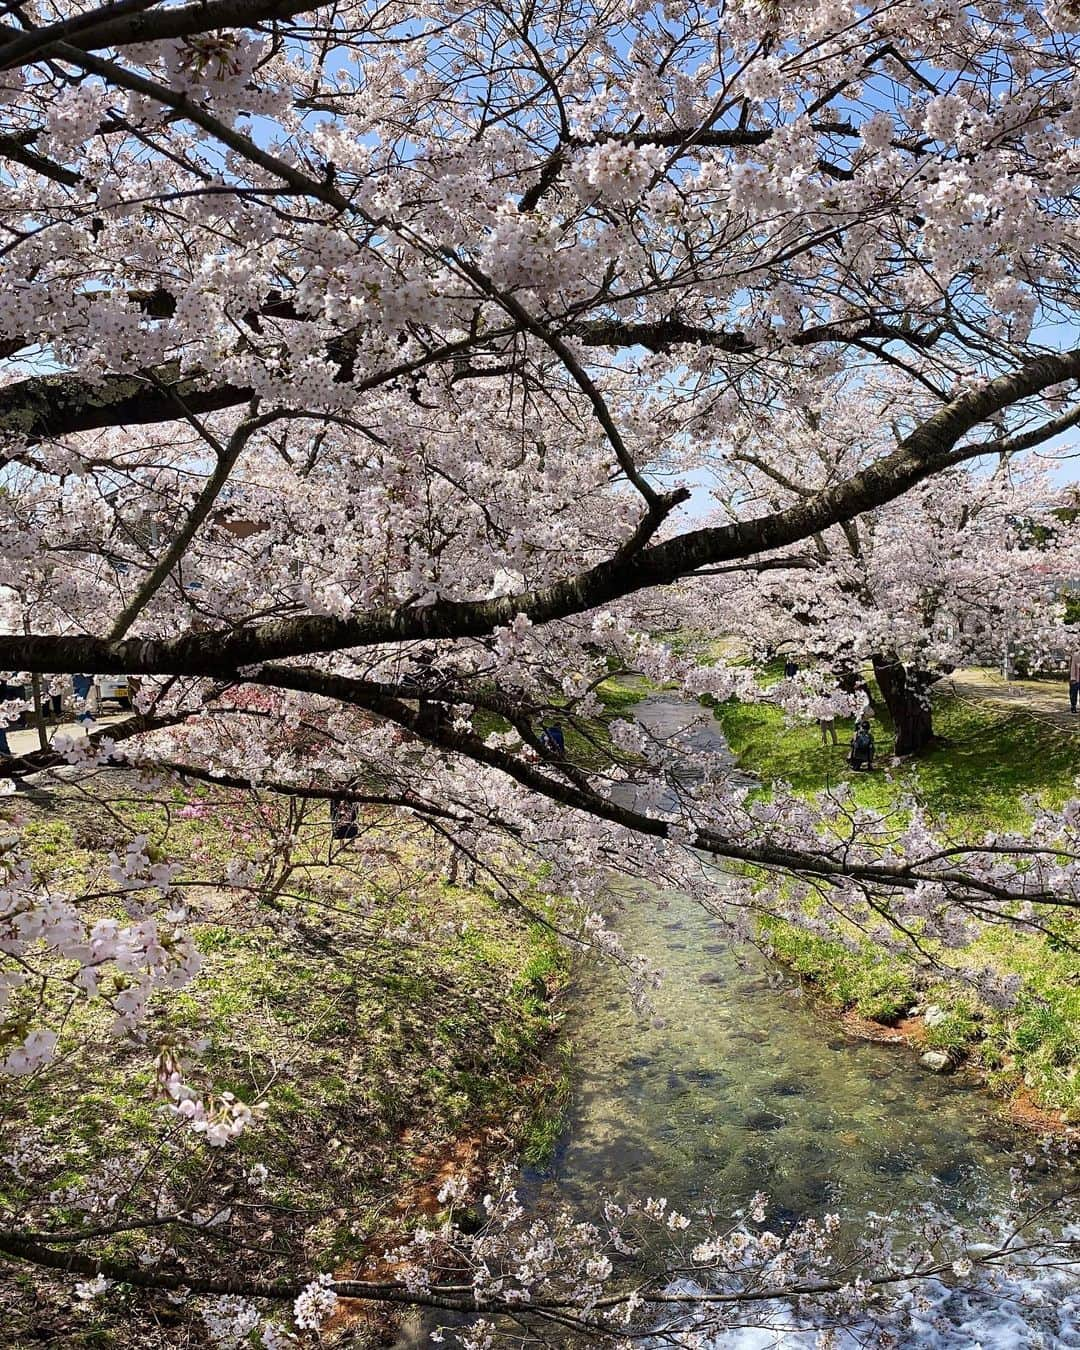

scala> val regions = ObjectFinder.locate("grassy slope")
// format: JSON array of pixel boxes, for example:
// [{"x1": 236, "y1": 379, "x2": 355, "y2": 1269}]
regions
[
  {"x1": 706, "y1": 666, "x2": 1079, "y2": 1118},
  {"x1": 471, "y1": 673, "x2": 647, "y2": 770},
  {"x1": 1, "y1": 794, "x2": 569, "y2": 1347}
]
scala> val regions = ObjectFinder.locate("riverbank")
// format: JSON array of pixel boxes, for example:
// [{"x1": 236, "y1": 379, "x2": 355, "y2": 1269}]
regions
[
  {"x1": 702, "y1": 671, "x2": 1079, "y2": 1127},
  {"x1": 0, "y1": 779, "x2": 569, "y2": 1348}
]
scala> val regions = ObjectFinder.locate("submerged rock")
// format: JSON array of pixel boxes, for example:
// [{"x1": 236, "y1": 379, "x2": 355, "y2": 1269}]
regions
[
  {"x1": 745, "y1": 1109, "x2": 786, "y2": 1132},
  {"x1": 932, "y1": 1158, "x2": 972, "y2": 1186},
  {"x1": 868, "y1": 1150, "x2": 910, "y2": 1177},
  {"x1": 921, "y1": 1049, "x2": 953, "y2": 1073}
]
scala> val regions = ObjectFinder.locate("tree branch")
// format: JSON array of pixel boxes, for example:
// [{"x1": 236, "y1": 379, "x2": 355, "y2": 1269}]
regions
[{"x1": 3, "y1": 348, "x2": 1076, "y2": 675}]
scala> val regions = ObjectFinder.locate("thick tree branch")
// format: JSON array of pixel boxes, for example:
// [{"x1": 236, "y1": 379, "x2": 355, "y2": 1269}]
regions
[
  {"x1": 250, "y1": 665, "x2": 1069, "y2": 909},
  {"x1": 0, "y1": 0, "x2": 317, "y2": 70},
  {"x1": 0, "y1": 332, "x2": 498, "y2": 449},
  {"x1": 3, "y1": 348, "x2": 1076, "y2": 675},
  {"x1": 1, "y1": 1222, "x2": 1029, "y2": 1323},
  {"x1": 571, "y1": 315, "x2": 946, "y2": 355},
  {"x1": 2, "y1": 707, "x2": 201, "y2": 779}
]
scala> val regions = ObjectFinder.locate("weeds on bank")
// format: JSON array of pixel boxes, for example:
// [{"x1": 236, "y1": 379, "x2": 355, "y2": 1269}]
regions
[{"x1": 703, "y1": 668, "x2": 1079, "y2": 1119}]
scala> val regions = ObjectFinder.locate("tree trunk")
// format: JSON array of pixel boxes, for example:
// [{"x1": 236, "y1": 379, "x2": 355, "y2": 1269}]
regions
[
  {"x1": 871, "y1": 655, "x2": 935, "y2": 756},
  {"x1": 833, "y1": 652, "x2": 875, "y2": 709},
  {"x1": 29, "y1": 673, "x2": 48, "y2": 752}
]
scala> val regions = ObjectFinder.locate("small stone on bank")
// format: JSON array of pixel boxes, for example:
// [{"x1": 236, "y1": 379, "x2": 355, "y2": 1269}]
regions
[{"x1": 920, "y1": 1050, "x2": 952, "y2": 1073}]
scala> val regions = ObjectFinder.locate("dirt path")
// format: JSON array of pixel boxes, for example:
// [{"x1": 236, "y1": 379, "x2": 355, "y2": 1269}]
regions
[{"x1": 941, "y1": 667, "x2": 1080, "y2": 734}]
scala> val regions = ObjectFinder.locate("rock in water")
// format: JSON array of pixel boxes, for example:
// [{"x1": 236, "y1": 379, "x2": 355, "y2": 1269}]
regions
[{"x1": 921, "y1": 1049, "x2": 953, "y2": 1073}]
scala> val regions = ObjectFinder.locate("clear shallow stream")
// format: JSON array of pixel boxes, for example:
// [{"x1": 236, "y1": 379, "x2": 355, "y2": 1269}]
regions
[
  {"x1": 405, "y1": 695, "x2": 1080, "y2": 1346},
  {"x1": 548, "y1": 874, "x2": 1027, "y2": 1225}
]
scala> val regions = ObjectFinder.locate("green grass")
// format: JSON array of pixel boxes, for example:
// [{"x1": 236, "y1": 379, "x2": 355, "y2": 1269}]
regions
[
  {"x1": 2, "y1": 789, "x2": 575, "y2": 1342},
  {"x1": 521, "y1": 1041, "x2": 573, "y2": 1167},
  {"x1": 709, "y1": 672, "x2": 1077, "y2": 827},
  {"x1": 706, "y1": 671, "x2": 1080, "y2": 1118},
  {"x1": 761, "y1": 918, "x2": 917, "y2": 1025}
]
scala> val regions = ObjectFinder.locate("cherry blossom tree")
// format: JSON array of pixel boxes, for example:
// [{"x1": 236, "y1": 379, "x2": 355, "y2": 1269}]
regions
[
  {"x1": 0, "y1": 0, "x2": 1079, "y2": 1340},
  {"x1": 671, "y1": 373, "x2": 1080, "y2": 752}
]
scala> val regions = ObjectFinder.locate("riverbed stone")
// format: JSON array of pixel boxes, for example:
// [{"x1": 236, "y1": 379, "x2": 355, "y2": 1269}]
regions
[
  {"x1": 745, "y1": 1109, "x2": 785, "y2": 1132},
  {"x1": 920, "y1": 1049, "x2": 953, "y2": 1073},
  {"x1": 932, "y1": 1158, "x2": 971, "y2": 1185},
  {"x1": 868, "y1": 1149, "x2": 909, "y2": 1176},
  {"x1": 791, "y1": 1177, "x2": 836, "y2": 1207},
  {"x1": 923, "y1": 1004, "x2": 948, "y2": 1028}
]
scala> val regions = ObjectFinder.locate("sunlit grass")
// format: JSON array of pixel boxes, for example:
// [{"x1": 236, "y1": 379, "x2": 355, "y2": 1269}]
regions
[{"x1": 706, "y1": 674, "x2": 1079, "y2": 1118}]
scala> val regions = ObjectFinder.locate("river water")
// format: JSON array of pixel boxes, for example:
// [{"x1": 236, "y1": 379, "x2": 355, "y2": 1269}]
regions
[
  {"x1": 408, "y1": 695, "x2": 1080, "y2": 1346},
  {"x1": 550, "y1": 694, "x2": 1028, "y2": 1224}
]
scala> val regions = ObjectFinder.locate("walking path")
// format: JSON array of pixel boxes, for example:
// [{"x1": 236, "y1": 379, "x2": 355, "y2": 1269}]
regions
[
  {"x1": 3, "y1": 714, "x2": 127, "y2": 760},
  {"x1": 940, "y1": 667, "x2": 1080, "y2": 734}
]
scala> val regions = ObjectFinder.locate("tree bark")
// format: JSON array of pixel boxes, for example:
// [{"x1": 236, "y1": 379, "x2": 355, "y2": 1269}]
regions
[
  {"x1": 29, "y1": 672, "x2": 48, "y2": 751},
  {"x1": 871, "y1": 655, "x2": 937, "y2": 756}
]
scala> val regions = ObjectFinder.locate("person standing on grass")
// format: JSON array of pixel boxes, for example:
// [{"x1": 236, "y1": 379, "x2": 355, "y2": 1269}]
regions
[
  {"x1": 783, "y1": 658, "x2": 799, "y2": 679},
  {"x1": 819, "y1": 716, "x2": 838, "y2": 745},
  {"x1": 540, "y1": 723, "x2": 566, "y2": 757},
  {"x1": 331, "y1": 798, "x2": 359, "y2": 841},
  {"x1": 1070, "y1": 648, "x2": 1080, "y2": 714},
  {"x1": 849, "y1": 718, "x2": 875, "y2": 771}
]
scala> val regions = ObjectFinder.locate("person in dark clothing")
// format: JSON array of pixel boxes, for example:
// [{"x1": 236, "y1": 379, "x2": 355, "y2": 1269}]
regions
[
  {"x1": 44, "y1": 683, "x2": 62, "y2": 718},
  {"x1": 540, "y1": 724, "x2": 566, "y2": 757},
  {"x1": 849, "y1": 719, "x2": 875, "y2": 771},
  {"x1": 331, "y1": 799, "x2": 359, "y2": 841},
  {"x1": 412, "y1": 651, "x2": 448, "y2": 737},
  {"x1": 73, "y1": 673, "x2": 95, "y2": 724},
  {"x1": 783, "y1": 659, "x2": 799, "y2": 679}
]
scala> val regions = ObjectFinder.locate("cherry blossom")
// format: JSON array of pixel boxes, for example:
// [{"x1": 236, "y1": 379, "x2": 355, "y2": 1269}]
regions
[{"x1": 0, "y1": 0, "x2": 1077, "y2": 1340}]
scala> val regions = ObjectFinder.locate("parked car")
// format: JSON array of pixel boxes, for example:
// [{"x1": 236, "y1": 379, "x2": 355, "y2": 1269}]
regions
[{"x1": 95, "y1": 675, "x2": 131, "y2": 709}]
